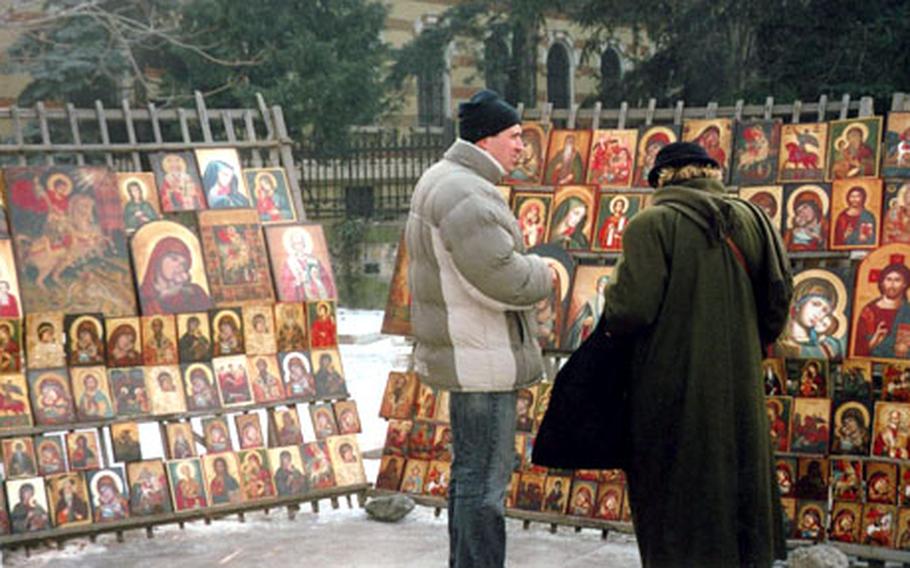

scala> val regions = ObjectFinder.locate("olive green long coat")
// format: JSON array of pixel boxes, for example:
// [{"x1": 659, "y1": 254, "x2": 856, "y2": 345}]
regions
[{"x1": 603, "y1": 178, "x2": 793, "y2": 567}]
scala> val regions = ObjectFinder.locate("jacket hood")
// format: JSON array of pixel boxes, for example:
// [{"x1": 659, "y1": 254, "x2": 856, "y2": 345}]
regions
[
  {"x1": 652, "y1": 178, "x2": 736, "y2": 241},
  {"x1": 444, "y1": 139, "x2": 504, "y2": 184}
]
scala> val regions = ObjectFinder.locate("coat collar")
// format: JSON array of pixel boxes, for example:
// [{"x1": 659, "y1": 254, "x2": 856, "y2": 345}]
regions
[
  {"x1": 444, "y1": 139, "x2": 505, "y2": 184},
  {"x1": 653, "y1": 178, "x2": 735, "y2": 240}
]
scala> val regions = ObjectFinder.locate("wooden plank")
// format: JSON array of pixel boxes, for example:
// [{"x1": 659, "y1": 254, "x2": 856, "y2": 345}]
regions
[
  {"x1": 706, "y1": 101, "x2": 719, "y2": 119},
  {"x1": 763, "y1": 97, "x2": 774, "y2": 120},
  {"x1": 617, "y1": 102, "x2": 628, "y2": 129},
  {"x1": 255, "y1": 93, "x2": 280, "y2": 166},
  {"x1": 590, "y1": 101, "x2": 602, "y2": 130},
  {"x1": 516, "y1": 102, "x2": 525, "y2": 119},
  {"x1": 673, "y1": 100, "x2": 685, "y2": 125},
  {"x1": 271, "y1": 105, "x2": 307, "y2": 221},
  {"x1": 147, "y1": 102, "x2": 163, "y2": 144},
  {"x1": 734, "y1": 100, "x2": 744, "y2": 121},
  {"x1": 541, "y1": 102, "x2": 553, "y2": 126},
  {"x1": 178, "y1": 108, "x2": 191, "y2": 143},
  {"x1": 567, "y1": 103, "x2": 580, "y2": 129},
  {"x1": 121, "y1": 98, "x2": 142, "y2": 171},
  {"x1": 94, "y1": 100, "x2": 114, "y2": 167},
  {"x1": 35, "y1": 102, "x2": 53, "y2": 165},
  {"x1": 791, "y1": 100, "x2": 803, "y2": 124},
  {"x1": 195, "y1": 91, "x2": 214, "y2": 143},
  {"x1": 859, "y1": 96, "x2": 875, "y2": 117},
  {"x1": 222, "y1": 110, "x2": 237, "y2": 143},
  {"x1": 243, "y1": 110, "x2": 264, "y2": 168},
  {"x1": 10, "y1": 106, "x2": 26, "y2": 165},
  {"x1": 839, "y1": 94, "x2": 851, "y2": 119},
  {"x1": 65, "y1": 103, "x2": 85, "y2": 166},
  {"x1": 817, "y1": 94, "x2": 829, "y2": 122},
  {"x1": 644, "y1": 98, "x2": 657, "y2": 126}
]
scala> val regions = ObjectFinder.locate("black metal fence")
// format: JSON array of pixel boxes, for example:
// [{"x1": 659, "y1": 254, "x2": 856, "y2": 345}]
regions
[{"x1": 297, "y1": 126, "x2": 452, "y2": 220}]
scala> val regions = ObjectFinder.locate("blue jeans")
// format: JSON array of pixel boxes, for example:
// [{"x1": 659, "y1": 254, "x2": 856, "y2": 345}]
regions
[{"x1": 448, "y1": 391, "x2": 517, "y2": 568}]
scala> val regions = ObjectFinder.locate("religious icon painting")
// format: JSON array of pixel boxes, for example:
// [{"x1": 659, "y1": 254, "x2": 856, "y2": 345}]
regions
[
  {"x1": 775, "y1": 268, "x2": 852, "y2": 361},
  {"x1": 141, "y1": 315, "x2": 179, "y2": 366},
  {"x1": 784, "y1": 358, "x2": 829, "y2": 398},
  {"x1": 780, "y1": 497, "x2": 797, "y2": 538},
  {"x1": 434, "y1": 391, "x2": 451, "y2": 424},
  {"x1": 105, "y1": 317, "x2": 142, "y2": 368},
  {"x1": 562, "y1": 265, "x2": 614, "y2": 352},
  {"x1": 543, "y1": 130, "x2": 593, "y2": 186},
  {"x1": 116, "y1": 172, "x2": 161, "y2": 233},
  {"x1": 126, "y1": 459, "x2": 172, "y2": 516},
  {"x1": 243, "y1": 303, "x2": 277, "y2": 356},
  {"x1": 267, "y1": 446, "x2": 308, "y2": 496},
  {"x1": 110, "y1": 422, "x2": 142, "y2": 463},
  {"x1": 334, "y1": 400, "x2": 361, "y2": 435},
  {"x1": 236, "y1": 449, "x2": 276, "y2": 501},
  {"x1": 164, "y1": 422, "x2": 196, "y2": 460},
  {"x1": 71, "y1": 366, "x2": 114, "y2": 421},
  {"x1": 383, "y1": 419, "x2": 412, "y2": 456},
  {"x1": 862, "y1": 503, "x2": 897, "y2": 547},
  {"x1": 265, "y1": 224, "x2": 337, "y2": 303},
  {"x1": 777, "y1": 123, "x2": 829, "y2": 183},
  {"x1": 7, "y1": 477, "x2": 50, "y2": 533},
  {"x1": 107, "y1": 367, "x2": 150, "y2": 417},
  {"x1": 528, "y1": 244, "x2": 575, "y2": 351},
  {"x1": 375, "y1": 454, "x2": 405, "y2": 491},
  {"x1": 279, "y1": 351, "x2": 316, "y2": 402},
  {"x1": 739, "y1": 186, "x2": 784, "y2": 234},
  {"x1": 132, "y1": 220, "x2": 214, "y2": 316},
  {"x1": 381, "y1": 234, "x2": 411, "y2": 336},
  {"x1": 176, "y1": 312, "x2": 213, "y2": 363},
  {"x1": 209, "y1": 308, "x2": 245, "y2": 358},
  {"x1": 871, "y1": 402, "x2": 910, "y2": 459},
  {"x1": 88, "y1": 469, "x2": 133, "y2": 525},
  {"x1": 681, "y1": 118, "x2": 734, "y2": 182},
  {"x1": 829, "y1": 178, "x2": 883, "y2": 250},
  {"x1": 201, "y1": 452, "x2": 244, "y2": 507},
  {"x1": 2, "y1": 437, "x2": 37, "y2": 479},
  {"x1": 829, "y1": 502, "x2": 862, "y2": 544},
  {"x1": 898, "y1": 508, "x2": 910, "y2": 551},
  {"x1": 235, "y1": 413, "x2": 265, "y2": 450},
  {"x1": 27, "y1": 369, "x2": 76, "y2": 426},
  {"x1": 195, "y1": 148, "x2": 251, "y2": 210},
  {"x1": 46, "y1": 471, "x2": 92, "y2": 528},
  {"x1": 244, "y1": 167, "x2": 297, "y2": 223},
  {"x1": 826, "y1": 116, "x2": 883, "y2": 181},
  {"x1": 574, "y1": 469, "x2": 602, "y2": 483},
  {"x1": 633, "y1": 125, "x2": 679, "y2": 188},
  {"x1": 0, "y1": 373, "x2": 32, "y2": 431},
  {"x1": 166, "y1": 457, "x2": 208, "y2": 511},
  {"x1": 866, "y1": 461, "x2": 898, "y2": 505},
  {"x1": 534, "y1": 382, "x2": 551, "y2": 425},
  {"x1": 202, "y1": 416, "x2": 232, "y2": 454},
  {"x1": 310, "y1": 403, "x2": 338, "y2": 440},
  {"x1": 795, "y1": 458, "x2": 829, "y2": 500},
  {"x1": 0, "y1": 320, "x2": 21, "y2": 373},
  {"x1": 830, "y1": 400, "x2": 872, "y2": 456},
  {"x1": 505, "y1": 122, "x2": 550, "y2": 185},
  {"x1": 312, "y1": 348, "x2": 348, "y2": 400},
  {"x1": 515, "y1": 472, "x2": 546, "y2": 512},
  {"x1": 901, "y1": 464, "x2": 910, "y2": 506},
  {"x1": 790, "y1": 397, "x2": 831, "y2": 455},
  {"x1": 591, "y1": 192, "x2": 641, "y2": 253},
  {"x1": 762, "y1": 358, "x2": 786, "y2": 396},
  {"x1": 0, "y1": 240, "x2": 19, "y2": 321},
  {"x1": 326, "y1": 435, "x2": 365, "y2": 487},
  {"x1": 146, "y1": 365, "x2": 187, "y2": 416},
  {"x1": 505, "y1": 473, "x2": 520, "y2": 509},
  {"x1": 883, "y1": 112, "x2": 910, "y2": 178},
  {"x1": 766, "y1": 396, "x2": 792, "y2": 453},
  {"x1": 4, "y1": 166, "x2": 137, "y2": 316},
  {"x1": 414, "y1": 382, "x2": 437, "y2": 421},
  {"x1": 512, "y1": 190, "x2": 554, "y2": 250},
  {"x1": 248, "y1": 354, "x2": 284, "y2": 404},
  {"x1": 566, "y1": 479, "x2": 597, "y2": 518},
  {"x1": 882, "y1": 363, "x2": 910, "y2": 402},
  {"x1": 424, "y1": 460, "x2": 450, "y2": 498},
  {"x1": 775, "y1": 458, "x2": 796, "y2": 498},
  {"x1": 430, "y1": 425, "x2": 452, "y2": 462},
  {"x1": 830, "y1": 459, "x2": 863, "y2": 501},
  {"x1": 181, "y1": 362, "x2": 221, "y2": 412},
  {"x1": 149, "y1": 151, "x2": 207, "y2": 212},
  {"x1": 65, "y1": 313, "x2": 105, "y2": 367},
  {"x1": 65, "y1": 430, "x2": 102, "y2": 471},
  {"x1": 835, "y1": 359, "x2": 873, "y2": 401},
  {"x1": 379, "y1": 371, "x2": 418, "y2": 420},
  {"x1": 849, "y1": 244, "x2": 910, "y2": 360},
  {"x1": 308, "y1": 300, "x2": 337, "y2": 349},
  {"x1": 275, "y1": 302, "x2": 309, "y2": 352},
  {"x1": 35, "y1": 435, "x2": 66, "y2": 476},
  {"x1": 514, "y1": 388, "x2": 535, "y2": 433},
  {"x1": 269, "y1": 407, "x2": 304, "y2": 447},
  {"x1": 301, "y1": 440, "x2": 336, "y2": 490},
  {"x1": 24, "y1": 312, "x2": 65, "y2": 370},
  {"x1": 731, "y1": 119, "x2": 781, "y2": 187},
  {"x1": 407, "y1": 420, "x2": 436, "y2": 461},
  {"x1": 213, "y1": 355, "x2": 253, "y2": 408},
  {"x1": 513, "y1": 433, "x2": 529, "y2": 471},
  {"x1": 586, "y1": 129, "x2": 638, "y2": 188},
  {"x1": 198, "y1": 209, "x2": 274, "y2": 305},
  {"x1": 593, "y1": 482, "x2": 625, "y2": 521},
  {"x1": 547, "y1": 185, "x2": 596, "y2": 251},
  {"x1": 882, "y1": 180, "x2": 910, "y2": 245},
  {"x1": 541, "y1": 475, "x2": 572, "y2": 515},
  {"x1": 795, "y1": 500, "x2": 826, "y2": 541},
  {"x1": 782, "y1": 183, "x2": 831, "y2": 252}
]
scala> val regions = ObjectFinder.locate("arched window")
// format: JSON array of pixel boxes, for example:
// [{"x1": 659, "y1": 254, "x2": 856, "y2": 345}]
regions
[
  {"x1": 546, "y1": 42, "x2": 571, "y2": 109},
  {"x1": 484, "y1": 35, "x2": 510, "y2": 98},
  {"x1": 417, "y1": 53, "x2": 446, "y2": 127},
  {"x1": 600, "y1": 47, "x2": 623, "y2": 105}
]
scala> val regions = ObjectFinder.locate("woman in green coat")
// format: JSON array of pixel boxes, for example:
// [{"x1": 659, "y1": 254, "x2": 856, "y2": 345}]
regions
[{"x1": 603, "y1": 142, "x2": 793, "y2": 567}]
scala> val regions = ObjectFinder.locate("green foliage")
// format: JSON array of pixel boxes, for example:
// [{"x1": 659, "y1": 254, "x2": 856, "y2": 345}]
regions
[{"x1": 330, "y1": 216, "x2": 368, "y2": 307}]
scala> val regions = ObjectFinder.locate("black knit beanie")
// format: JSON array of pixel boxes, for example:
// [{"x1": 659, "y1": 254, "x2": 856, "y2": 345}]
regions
[{"x1": 458, "y1": 89, "x2": 520, "y2": 143}]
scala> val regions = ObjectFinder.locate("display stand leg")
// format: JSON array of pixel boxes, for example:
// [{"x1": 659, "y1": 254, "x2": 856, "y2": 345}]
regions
[
  {"x1": 146, "y1": 526, "x2": 154, "y2": 539},
  {"x1": 522, "y1": 520, "x2": 530, "y2": 530},
  {"x1": 204, "y1": 517, "x2": 211, "y2": 526},
  {"x1": 434, "y1": 508, "x2": 442, "y2": 518},
  {"x1": 116, "y1": 531, "x2": 124, "y2": 543},
  {"x1": 238, "y1": 512, "x2": 246, "y2": 523},
  {"x1": 574, "y1": 527, "x2": 581, "y2": 533},
  {"x1": 287, "y1": 504, "x2": 299, "y2": 520},
  {"x1": 55, "y1": 539, "x2": 64, "y2": 550},
  {"x1": 345, "y1": 494, "x2": 353, "y2": 509},
  {"x1": 356, "y1": 491, "x2": 366, "y2": 508},
  {"x1": 868, "y1": 561, "x2": 884, "y2": 568},
  {"x1": 311, "y1": 500, "x2": 320, "y2": 514},
  {"x1": 549, "y1": 523, "x2": 557, "y2": 534},
  {"x1": 601, "y1": 529, "x2": 609, "y2": 540},
  {"x1": 178, "y1": 521, "x2": 185, "y2": 530},
  {"x1": 331, "y1": 497, "x2": 340, "y2": 510},
  {"x1": 89, "y1": 534, "x2": 97, "y2": 543}
]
